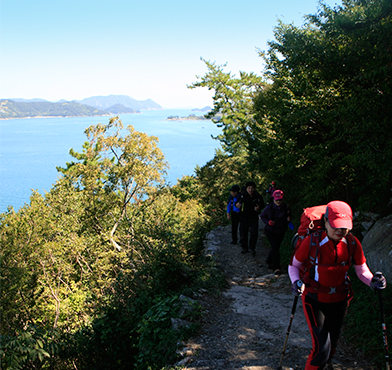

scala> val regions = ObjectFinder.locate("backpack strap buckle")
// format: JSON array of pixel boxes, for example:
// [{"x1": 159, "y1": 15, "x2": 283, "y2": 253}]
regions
[{"x1": 329, "y1": 287, "x2": 337, "y2": 294}]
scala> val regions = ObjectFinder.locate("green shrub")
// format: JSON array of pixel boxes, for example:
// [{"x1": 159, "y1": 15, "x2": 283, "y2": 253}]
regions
[
  {"x1": 344, "y1": 270, "x2": 392, "y2": 368},
  {"x1": 0, "y1": 326, "x2": 59, "y2": 370},
  {"x1": 135, "y1": 296, "x2": 197, "y2": 369}
]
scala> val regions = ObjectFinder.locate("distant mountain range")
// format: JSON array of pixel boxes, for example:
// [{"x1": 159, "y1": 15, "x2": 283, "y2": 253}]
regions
[
  {"x1": 191, "y1": 106, "x2": 212, "y2": 112},
  {"x1": 77, "y1": 95, "x2": 162, "y2": 111},
  {"x1": 0, "y1": 95, "x2": 162, "y2": 119}
]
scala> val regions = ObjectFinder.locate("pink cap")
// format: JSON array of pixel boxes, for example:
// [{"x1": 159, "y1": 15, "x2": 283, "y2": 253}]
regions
[
  {"x1": 325, "y1": 201, "x2": 353, "y2": 229},
  {"x1": 273, "y1": 190, "x2": 284, "y2": 200}
]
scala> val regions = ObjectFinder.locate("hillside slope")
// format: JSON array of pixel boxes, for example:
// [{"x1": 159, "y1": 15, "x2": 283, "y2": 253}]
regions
[{"x1": 0, "y1": 99, "x2": 109, "y2": 119}]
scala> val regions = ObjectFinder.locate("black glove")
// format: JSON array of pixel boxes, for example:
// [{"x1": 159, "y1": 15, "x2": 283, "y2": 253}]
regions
[
  {"x1": 370, "y1": 272, "x2": 387, "y2": 291},
  {"x1": 291, "y1": 280, "x2": 304, "y2": 296}
]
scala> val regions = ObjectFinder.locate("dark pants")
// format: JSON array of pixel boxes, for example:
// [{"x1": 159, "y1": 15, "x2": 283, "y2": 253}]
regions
[
  {"x1": 230, "y1": 211, "x2": 241, "y2": 243},
  {"x1": 265, "y1": 229, "x2": 285, "y2": 269},
  {"x1": 240, "y1": 217, "x2": 258, "y2": 251},
  {"x1": 302, "y1": 295, "x2": 348, "y2": 369}
]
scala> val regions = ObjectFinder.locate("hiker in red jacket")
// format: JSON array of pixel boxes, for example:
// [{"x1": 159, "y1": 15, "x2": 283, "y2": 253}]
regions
[{"x1": 288, "y1": 201, "x2": 387, "y2": 370}]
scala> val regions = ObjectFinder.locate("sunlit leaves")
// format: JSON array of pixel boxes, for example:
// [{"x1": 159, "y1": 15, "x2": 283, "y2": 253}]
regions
[
  {"x1": 59, "y1": 117, "x2": 168, "y2": 205},
  {"x1": 188, "y1": 58, "x2": 265, "y2": 156}
]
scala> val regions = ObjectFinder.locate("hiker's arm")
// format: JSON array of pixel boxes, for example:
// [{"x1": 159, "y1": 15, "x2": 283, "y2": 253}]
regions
[
  {"x1": 288, "y1": 256, "x2": 303, "y2": 284},
  {"x1": 287, "y1": 204, "x2": 292, "y2": 222},
  {"x1": 354, "y1": 263, "x2": 373, "y2": 286},
  {"x1": 259, "y1": 206, "x2": 269, "y2": 223},
  {"x1": 235, "y1": 194, "x2": 243, "y2": 209}
]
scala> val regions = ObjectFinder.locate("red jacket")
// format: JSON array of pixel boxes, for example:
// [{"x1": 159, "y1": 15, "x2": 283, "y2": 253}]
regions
[{"x1": 294, "y1": 231, "x2": 366, "y2": 303}]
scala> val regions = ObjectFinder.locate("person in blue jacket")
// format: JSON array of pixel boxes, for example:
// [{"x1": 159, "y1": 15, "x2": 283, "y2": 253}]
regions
[
  {"x1": 260, "y1": 189, "x2": 291, "y2": 274},
  {"x1": 227, "y1": 185, "x2": 241, "y2": 244}
]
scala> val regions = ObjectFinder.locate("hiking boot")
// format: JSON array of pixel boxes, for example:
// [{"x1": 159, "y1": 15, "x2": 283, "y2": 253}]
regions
[
  {"x1": 230, "y1": 241, "x2": 237, "y2": 245},
  {"x1": 251, "y1": 250, "x2": 256, "y2": 256},
  {"x1": 241, "y1": 249, "x2": 249, "y2": 254}
]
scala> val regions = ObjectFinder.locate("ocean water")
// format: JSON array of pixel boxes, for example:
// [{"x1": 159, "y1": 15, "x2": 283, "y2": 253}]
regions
[{"x1": 0, "y1": 109, "x2": 222, "y2": 213}]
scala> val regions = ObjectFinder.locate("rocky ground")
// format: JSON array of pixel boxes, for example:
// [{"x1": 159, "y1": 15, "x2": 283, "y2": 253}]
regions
[{"x1": 177, "y1": 222, "x2": 376, "y2": 370}]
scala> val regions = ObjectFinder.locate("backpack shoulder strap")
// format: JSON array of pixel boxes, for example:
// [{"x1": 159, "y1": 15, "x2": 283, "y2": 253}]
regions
[
  {"x1": 308, "y1": 232, "x2": 322, "y2": 266},
  {"x1": 346, "y1": 232, "x2": 357, "y2": 265},
  {"x1": 298, "y1": 231, "x2": 322, "y2": 279}
]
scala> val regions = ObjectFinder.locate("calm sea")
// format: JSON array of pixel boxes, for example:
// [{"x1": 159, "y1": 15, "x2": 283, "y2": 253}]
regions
[{"x1": 0, "y1": 109, "x2": 222, "y2": 213}]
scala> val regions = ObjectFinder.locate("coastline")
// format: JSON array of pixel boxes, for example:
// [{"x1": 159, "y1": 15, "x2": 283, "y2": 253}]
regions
[
  {"x1": 0, "y1": 112, "x2": 144, "y2": 120},
  {"x1": 0, "y1": 111, "x2": 223, "y2": 213},
  {"x1": 165, "y1": 114, "x2": 209, "y2": 121}
]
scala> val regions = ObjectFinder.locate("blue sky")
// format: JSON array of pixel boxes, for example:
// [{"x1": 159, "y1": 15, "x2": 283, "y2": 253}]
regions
[{"x1": 0, "y1": 0, "x2": 342, "y2": 109}]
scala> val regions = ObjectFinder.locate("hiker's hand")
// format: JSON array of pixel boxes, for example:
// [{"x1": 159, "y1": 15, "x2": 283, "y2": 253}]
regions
[
  {"x1": 268, "y1": 220, "x2": 275, "y2": 226},
  {"x1": 254, "y1": 205, "x2": 260, "y2": 211},
  {"x1": 370, "y1": 272, "x2": 386, "y2": 290},
  {"x1": 291, "y1": 280, "x2": 304, "y2": 296},
  {"x1": 236, "y1": 202, "x2": 241, "y2": 209},
  {"x1": 227, "y1": 213, "x2": 231, "y2": 220}
]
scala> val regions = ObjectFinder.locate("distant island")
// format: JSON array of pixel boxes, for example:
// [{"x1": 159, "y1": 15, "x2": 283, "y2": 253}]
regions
[
  {"x1": 166, "y1": 106, "x2": 212, "y2": 121},
  {"x1": 0, "y1": 94, "x2": 162, "y2": 120},
  {"x1": 166, "y1": 114, "x2": 209, "y2": 121}
]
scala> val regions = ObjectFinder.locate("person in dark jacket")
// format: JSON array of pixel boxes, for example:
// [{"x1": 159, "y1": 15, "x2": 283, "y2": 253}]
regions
[
  {"x1": 236, "y1": 181, "x2": 265, "y2": 256},
  {"x1": 260, "y1": 189, "x2": 291, "y2": 273},
  {"x1": 227, "y1": 185, "x2": 241, "y2": 244}
]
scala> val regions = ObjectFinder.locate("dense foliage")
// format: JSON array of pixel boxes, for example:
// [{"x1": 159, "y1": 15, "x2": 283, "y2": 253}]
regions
[
  {"x1": 191, "y1": 0, "x2": 392, "y2": 217},
  {"x1": 255, "y1": 0, "x2": 392, "y2": 212},
  {"x1": 0, "y1": 118, "x2": 225, "y2": 369}
]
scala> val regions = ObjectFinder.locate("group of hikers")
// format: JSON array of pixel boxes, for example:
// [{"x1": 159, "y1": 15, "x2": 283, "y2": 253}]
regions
[
  {"x1": 226, "y1": 181, "x2": 388, "y2": 370},
  {"x1": 226, "y1": 180, "x2": 291, "y2": 274}
]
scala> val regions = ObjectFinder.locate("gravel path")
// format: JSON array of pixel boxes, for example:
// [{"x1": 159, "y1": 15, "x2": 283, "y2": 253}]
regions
[{"x1": 178, "y1": 223, "x2": 375, "y2": 370}]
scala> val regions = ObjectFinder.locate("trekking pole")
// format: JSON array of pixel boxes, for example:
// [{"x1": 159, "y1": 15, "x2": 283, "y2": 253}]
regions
[
  {"x1": 375, "y1": 272, "x2": 390, "y2": 370},
  {"x1": 277, "y1": 280, "x2": 303, "y2": 370}
]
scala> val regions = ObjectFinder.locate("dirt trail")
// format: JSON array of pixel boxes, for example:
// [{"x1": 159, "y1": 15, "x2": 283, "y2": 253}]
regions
[{"x1": 178, "y1": 223, "x2": 375, "y2": 370}]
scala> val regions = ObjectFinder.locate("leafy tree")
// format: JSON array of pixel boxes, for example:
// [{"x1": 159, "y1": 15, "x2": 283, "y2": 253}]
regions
[
  {"x1": 1, "y1": 117, "x2": 218, "y2": 369},
  {"x1": 253, "y1": 0, "x2": 392, "y2": 212},
  {"x1": 190, "y1": 1, "x2": 392, "y2": 214},
  {"x1": 188, "y1": 58, "x2": 266, "y2": 158},
  {"x1": 57, "y1": 116, "x2": 169, "y2": 252},
  {"x1": 188, "y1": 59, "x2": 268, "y2": 216}
]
